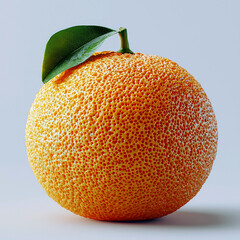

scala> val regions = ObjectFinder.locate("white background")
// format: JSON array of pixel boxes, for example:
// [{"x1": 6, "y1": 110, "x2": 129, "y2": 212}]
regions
[{"x1": 1, "y1": 0, "x2": 240, "y2": 239}]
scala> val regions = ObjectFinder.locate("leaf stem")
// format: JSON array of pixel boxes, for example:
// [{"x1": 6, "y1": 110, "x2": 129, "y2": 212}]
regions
[{"x1": 117, "y1": 27, "x2": 134, "y2": 54}]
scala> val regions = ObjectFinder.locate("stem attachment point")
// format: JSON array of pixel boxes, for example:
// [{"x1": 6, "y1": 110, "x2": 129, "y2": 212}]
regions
[{"x1": 117, "y1": 27, "x2": 134, "y2": 54}]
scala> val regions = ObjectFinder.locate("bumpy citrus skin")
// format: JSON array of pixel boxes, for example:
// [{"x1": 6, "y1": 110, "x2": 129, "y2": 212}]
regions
[{"x1": 26, "y1": 52, "x2": 218, "y2": 221}]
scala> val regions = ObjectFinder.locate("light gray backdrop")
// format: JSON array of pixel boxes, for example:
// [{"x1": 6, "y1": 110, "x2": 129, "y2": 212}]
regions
[{"x1": 1, "y1": 0, "x2": 239, "y2": 239}]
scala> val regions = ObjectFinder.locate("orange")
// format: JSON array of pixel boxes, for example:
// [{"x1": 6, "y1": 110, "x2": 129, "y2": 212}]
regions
[{"x1": 26, "y1": 51, "x2": 218, "y2": 221}]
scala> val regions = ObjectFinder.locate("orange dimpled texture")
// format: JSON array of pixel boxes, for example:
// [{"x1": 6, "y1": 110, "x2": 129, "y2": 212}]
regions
[{"x1": 26, "y1": 52, "x2": 218, "y2": 221}]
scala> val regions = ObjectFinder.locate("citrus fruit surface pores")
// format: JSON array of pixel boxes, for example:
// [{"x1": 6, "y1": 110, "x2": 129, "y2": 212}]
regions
[{"x1": 26, "y1": 52, "x2": 218, "y2": 221}]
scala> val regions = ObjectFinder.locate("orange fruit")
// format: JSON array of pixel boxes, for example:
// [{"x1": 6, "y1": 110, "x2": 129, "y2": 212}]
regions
[{"x1": 26, "y1": 51, "x2": 218, "y2": 221}]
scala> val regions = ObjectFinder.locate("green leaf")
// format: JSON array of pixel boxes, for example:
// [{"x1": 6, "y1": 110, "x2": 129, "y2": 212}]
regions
[{"x1": 42, "y1": 26, "x2": 117, "y2": 84}]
